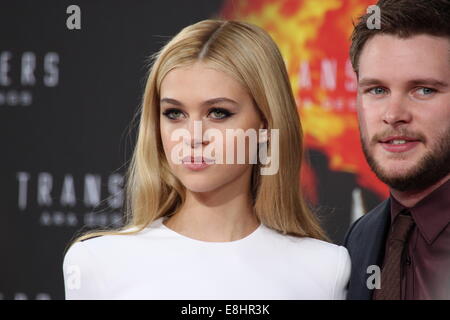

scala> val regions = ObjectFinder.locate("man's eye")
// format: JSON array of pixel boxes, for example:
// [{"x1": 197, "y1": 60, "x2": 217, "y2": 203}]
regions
[
  {"x1": 368, "y1": 87, "x2": 387, "y2": 95},
  {"x1": 416, "y1": 87, "x2": 436, "y2": 96}
]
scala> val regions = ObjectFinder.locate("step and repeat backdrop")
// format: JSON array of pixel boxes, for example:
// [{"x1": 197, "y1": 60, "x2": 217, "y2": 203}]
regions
[{"x1": 1, "y1": 0, "x2": 384, "y2": 300}]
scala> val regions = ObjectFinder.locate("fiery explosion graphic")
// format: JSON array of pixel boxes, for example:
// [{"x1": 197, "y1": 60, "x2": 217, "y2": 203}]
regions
[{"x1": 220, "y1": 0, "x2": 388, "y2": 204}]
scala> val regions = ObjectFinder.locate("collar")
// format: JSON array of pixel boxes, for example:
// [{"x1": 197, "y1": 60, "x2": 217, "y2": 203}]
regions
[{"x1": 390, "y1": 179, "x2": 450, "y2": 245}]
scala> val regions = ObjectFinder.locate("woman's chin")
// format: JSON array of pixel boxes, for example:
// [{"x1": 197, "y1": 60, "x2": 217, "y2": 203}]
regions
[{"x1": 182, "y1": 184, "x2": 220, "y2": 193}]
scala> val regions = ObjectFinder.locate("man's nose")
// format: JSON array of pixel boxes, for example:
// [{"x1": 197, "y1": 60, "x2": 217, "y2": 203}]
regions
[{"x1": 382, "y1": 93, "x2": 413, "y2": 127}]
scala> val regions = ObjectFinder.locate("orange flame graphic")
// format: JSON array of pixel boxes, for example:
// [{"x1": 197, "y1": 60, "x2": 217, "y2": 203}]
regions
[{"x1": 221, "y1": 0, "x2": 388, "y2": 203}]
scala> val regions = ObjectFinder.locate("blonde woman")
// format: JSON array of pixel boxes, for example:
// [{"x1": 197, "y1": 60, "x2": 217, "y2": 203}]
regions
[{"x1": 63, "y1": 20, "x2": 350, "y2": 300}]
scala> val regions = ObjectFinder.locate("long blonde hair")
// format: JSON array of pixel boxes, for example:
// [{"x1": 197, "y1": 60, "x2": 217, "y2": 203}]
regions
[{"x1": 68, "y1": 19, "x2": 328, "y2": 249}]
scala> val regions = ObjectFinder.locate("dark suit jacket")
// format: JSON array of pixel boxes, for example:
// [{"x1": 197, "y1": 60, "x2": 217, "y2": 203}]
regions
[{"x1": 343, "y1": 199, "x2": 391, "y2": 300}]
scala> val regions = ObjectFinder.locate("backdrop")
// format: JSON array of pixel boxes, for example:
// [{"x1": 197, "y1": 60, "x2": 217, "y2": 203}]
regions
[{"x1": 0, "y1": 0, "x2": 385, "y2": 300}]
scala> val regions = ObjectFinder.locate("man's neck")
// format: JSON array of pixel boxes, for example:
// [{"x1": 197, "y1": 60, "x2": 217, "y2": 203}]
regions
[{"x1": 390, "y1": 174, "x2": 450, "y2": 208}]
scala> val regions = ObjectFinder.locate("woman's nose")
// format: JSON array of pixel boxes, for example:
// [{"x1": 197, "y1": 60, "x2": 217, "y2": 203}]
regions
[{"x1": 184, "y1": 119, "x2": 209, "y2": 148}]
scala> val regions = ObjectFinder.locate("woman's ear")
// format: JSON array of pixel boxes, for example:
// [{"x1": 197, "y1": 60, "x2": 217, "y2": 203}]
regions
[{"x1": 258, "y1": 121, "x2": 269, "y2": 144}]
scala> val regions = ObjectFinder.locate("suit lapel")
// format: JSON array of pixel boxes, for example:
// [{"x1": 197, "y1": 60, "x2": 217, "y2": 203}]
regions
[{"x1": 347, "y1": 199, "x2": 391, "y2": 299}]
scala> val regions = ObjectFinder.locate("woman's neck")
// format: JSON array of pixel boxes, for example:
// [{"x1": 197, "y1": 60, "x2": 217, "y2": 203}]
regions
[{"x1": 164, "y1": 172, "x2": 259, "y2": 242}]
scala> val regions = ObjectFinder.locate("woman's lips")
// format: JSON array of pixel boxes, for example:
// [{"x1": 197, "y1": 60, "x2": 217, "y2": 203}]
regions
[{"x1": 181, "y1": 156, "x2": 215, "y2": 171}]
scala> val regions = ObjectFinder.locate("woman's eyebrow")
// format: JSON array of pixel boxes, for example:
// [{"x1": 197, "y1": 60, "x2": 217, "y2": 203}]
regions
[
  {"x1": 160, "y1": 97, "x2": 239, "y2": 107},
  {"x1": 202, "y1": 97, "x2": 239, "y2": 107},
  {"x1": 160, "y1": 98, "x2": 183, "y2": 106}
]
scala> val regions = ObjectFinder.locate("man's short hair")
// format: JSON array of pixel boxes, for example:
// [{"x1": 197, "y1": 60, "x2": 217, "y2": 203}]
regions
[{"x1": 350, "y1": 0, "x2": 450, "y2": 74}]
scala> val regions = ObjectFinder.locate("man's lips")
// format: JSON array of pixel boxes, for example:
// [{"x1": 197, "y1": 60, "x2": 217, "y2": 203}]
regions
[
  {"x1": 378, "y1": 136, "x2": 421, "y2": 153},
  {"x1": 378, "y1": 136, "x2": 421, "y2": 144}
]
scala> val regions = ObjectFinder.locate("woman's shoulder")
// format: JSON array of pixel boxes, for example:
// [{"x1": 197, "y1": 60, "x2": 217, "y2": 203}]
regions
[
  {"x1": 62, "y1": 220, "x2": 166, "y2": 299},
  {"x1": 62, "y1": 226, "x2": 139, "y2": 273},
  {"x1": 67, "y1": 218, "x2": 166, "y2": 249},
  {"x1": 288, "y1": 235, "x2": 351, "y2": 276},
  {"x1": 261, "y1": 226, "x2": 351, "y2": 299},
  {"x1": 269, "y1": 227, "x2": 349, "y2": 263},
  {"x1": 262, "y1": 224, "x2": 348, "y2": 256}
]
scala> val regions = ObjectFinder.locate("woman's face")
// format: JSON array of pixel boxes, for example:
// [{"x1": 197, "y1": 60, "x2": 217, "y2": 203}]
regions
[{"x1": 159, "y1": 61, "x2": 264, "y2": 193}]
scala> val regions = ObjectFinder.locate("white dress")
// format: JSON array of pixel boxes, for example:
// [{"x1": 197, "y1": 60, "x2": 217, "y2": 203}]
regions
[{"x1": 63, "y1": 217, "x2": 351, "y2": 299}]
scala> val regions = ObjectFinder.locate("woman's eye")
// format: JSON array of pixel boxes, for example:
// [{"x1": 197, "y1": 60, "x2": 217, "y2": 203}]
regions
[
  {"x1": 208, "y1": 108, "x2": 234, "y2": 120},
  {"x1": 368, "y1": 87, "x2": 387, "y2": 95},
  {"x1": 162, "y1": 107, "x2": 235, "y2": 121},
  {"x1": 162, "y1": 109, "x2": 184, "y2": 120}
]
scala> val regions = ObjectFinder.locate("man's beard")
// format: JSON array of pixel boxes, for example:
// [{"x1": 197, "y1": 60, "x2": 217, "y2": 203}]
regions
[{"x1": 361, "y1": 127, "x2": 450, "y2": 192}]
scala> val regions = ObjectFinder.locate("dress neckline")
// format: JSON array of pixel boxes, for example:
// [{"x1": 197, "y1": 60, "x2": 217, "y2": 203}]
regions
[{"x1": 154, "y1": 217, "x2": 264, "y2": 245}]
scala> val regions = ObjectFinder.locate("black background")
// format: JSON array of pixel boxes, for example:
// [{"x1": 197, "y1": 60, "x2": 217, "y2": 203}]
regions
[{"x1": 0, "y1": 0, "x2": 382, "y2": 300}]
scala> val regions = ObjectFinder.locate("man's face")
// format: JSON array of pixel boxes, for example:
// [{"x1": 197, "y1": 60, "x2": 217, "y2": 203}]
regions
[{"x1": 357, "y1": 34, "x2": 450, "y2": 191}]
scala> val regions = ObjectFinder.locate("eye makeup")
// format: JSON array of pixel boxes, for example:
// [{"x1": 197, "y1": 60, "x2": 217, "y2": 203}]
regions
[{"x1": 161, "y1": 107, "x2": 236, "y2": 121}]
